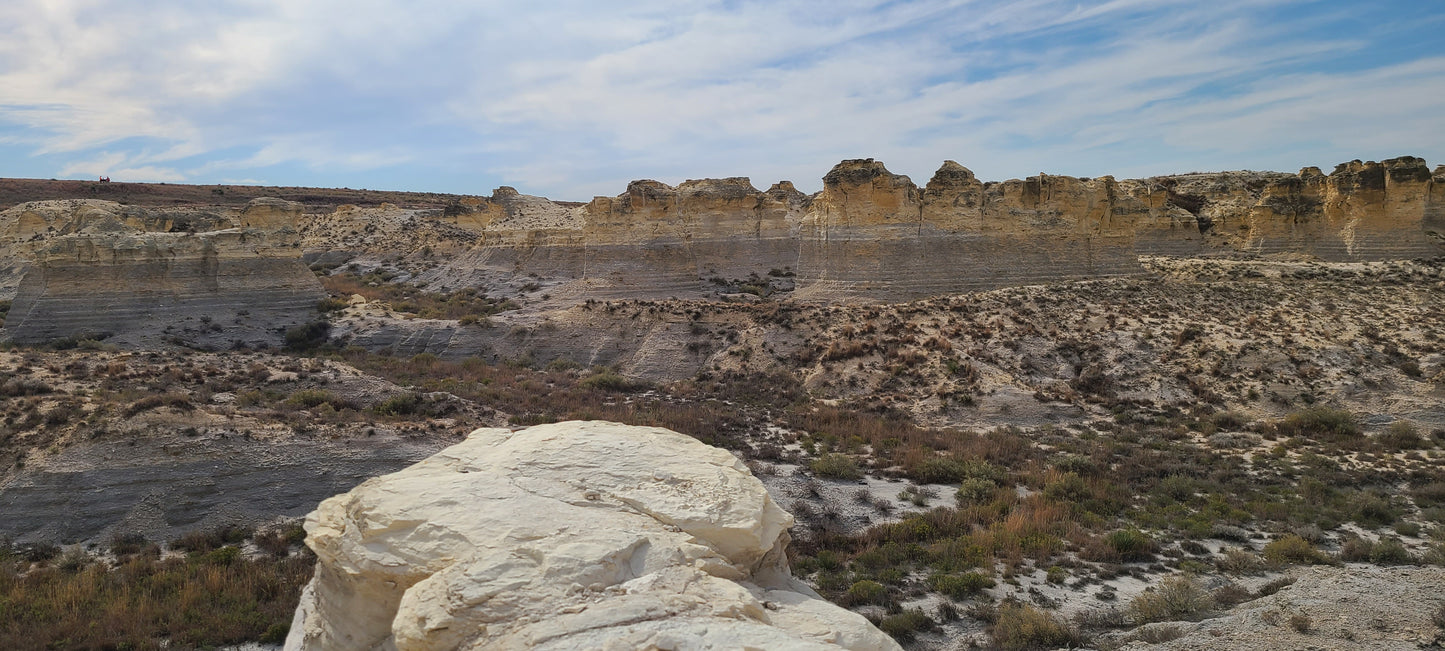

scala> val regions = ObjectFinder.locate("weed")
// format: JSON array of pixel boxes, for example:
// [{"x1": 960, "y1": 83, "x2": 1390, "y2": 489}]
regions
[
  {"x1": 1130, "y1": 574, "x2": 1213, "y2": 624},
  {"x1": 1262, "y1": 534, "x2": 1333, "y2": 566},
  {"x1": 991, "y1": 601, "x2": 1081, "y2": 650},
  {"x1": 811, "y1": 454, "x2": 863, "y2": 480}
]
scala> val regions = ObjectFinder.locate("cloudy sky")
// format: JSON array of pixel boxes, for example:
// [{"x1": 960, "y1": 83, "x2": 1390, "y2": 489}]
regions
[{"x1": 1, "y1": 0, "x2": 1441, "y2": 199}]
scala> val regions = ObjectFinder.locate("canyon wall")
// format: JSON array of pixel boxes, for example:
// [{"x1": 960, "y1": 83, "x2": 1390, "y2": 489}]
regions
[
  {"x1": 413, "y1": 155, "x2": 1442, "y2": 302},
  {"x1": 0, "y1": 198, "x2": 324, "y2": 346},
  {"x1": 1, "y1": 156, "x2": 1439, "y2": 347}
]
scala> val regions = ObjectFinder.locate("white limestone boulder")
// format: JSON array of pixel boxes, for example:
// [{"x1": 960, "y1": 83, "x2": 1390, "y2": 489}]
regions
[{"x1": 285, "y1": 420, "x2": 900, "y2": 651}]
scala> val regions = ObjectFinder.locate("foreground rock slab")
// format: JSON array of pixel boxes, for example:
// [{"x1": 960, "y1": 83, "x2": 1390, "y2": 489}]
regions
[{"x1": 285, "y1": 420, "x2": 900, "y2": 651}]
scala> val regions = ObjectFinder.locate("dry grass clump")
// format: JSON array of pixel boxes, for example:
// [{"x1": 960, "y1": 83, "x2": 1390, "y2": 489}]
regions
[
  {"x1": 1273, "y1": 407, "x2": 1361, "y2": 445},
  {"x1": 991, "y1": 601, "x2": 1081, "y2": 650},
  {"x1": 0, "y1": 538, "x2": 312, "y2": 649},
  {"x1": 811, "y1": 453, "x2": 864, "y2": 480},
  {"x1": 1262, "y1": 534, "x2": 1334, "y2": 566},
  {"x1": 1129, "y1": 574, "x2": 1214, "y2": 624}
]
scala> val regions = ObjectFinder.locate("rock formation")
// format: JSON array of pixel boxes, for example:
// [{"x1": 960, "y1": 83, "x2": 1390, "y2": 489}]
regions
[
  {"x1": 285, "y1": 421, "x2": 900, "y2": 651},
  {"x1": 0, "y1": 198, "x2": 323, "y2": 347},
  {"x1": 411, "y1": 155, "x2": 1442, "y2": 302}
]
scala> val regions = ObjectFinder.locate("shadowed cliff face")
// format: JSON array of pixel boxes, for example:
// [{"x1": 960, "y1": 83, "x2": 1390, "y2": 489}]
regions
[{"x1": 0, "y1": 198, "x2": 324, "y2": 347}]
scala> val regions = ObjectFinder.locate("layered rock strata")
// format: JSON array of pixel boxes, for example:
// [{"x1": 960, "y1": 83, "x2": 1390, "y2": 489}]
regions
[
  {"x1": 286, "y1": 420, "x2": 900, "y2": 651},
  {"x1": 0, "y1": 198, "x2": 323, "y2": 346},
  {"x1": 414, "y1": 156, "x2": 1441, "y2": 301}
]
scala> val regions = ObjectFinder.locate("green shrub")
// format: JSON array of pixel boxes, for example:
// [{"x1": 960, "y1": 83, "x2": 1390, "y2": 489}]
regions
[
  {"x1": 1339, "y1": 536, "x2": 1374, "y2": 562},
  {"x1": 1106, "y1": 529, "x2": 1158, "y2": 562},
  {"x1": 1215, "y1": 547, "x2": 1266, "y2": 575},
  {"x1": 283, "y1": 320, "x2": 331, "y2": 351},
  {"x1": 1262, "y1": 534, "x2": 1332, "y2": 566},
  {"x1": 204, "y1": 546, "x2": 241, "y2": 566},
  {"x1": 1353, "y1": 493, "x2": 1402, "y2": 528},
  {"x1": 1275, "y1": 407, "x2": 1361, "y2": 442},
  {"x1": 847, "y1": 580, "x2": 888, "y2": 605},
  {"x1": 1369, "y1": 538, "x2": 1415, "y2": 565},
  {"x1": 285, "y1": 389, "x2": 341, "y2": 409},
  {"x1": 316, "y1": 297, "x2": 349, "y2": 313},
  {"x1": 1412, "y1": 482, "x2": 1445, "y2": 508},
  {"x1": 991, "y1": 602, "x2": 1079, "y2": 650},
  {"x1": 1378, "y1": 421, "x2": 1426, "y2": 451},
  {"x1": 1130, "y1": 575, "x2": 1214, "y2": 624},
  {"x1": 372, "y1": 393, "x2": 424, "y2": 417},
  {"x1": 909, "y1": 456, "x2": 1001, "y2": 484},
  {"x1": 811, "y1": 453, "x2": 863, "y2": 480},
  {"x1": 878, "y1": 609, "x2": 933, "y2": 642},
  {"x1": 579, "y1": 370, "x2": 646, "y2": 392},
  {"x1": 928, "y1": 572, "x2": 995, "y2": 600},
  {"x1": 957, "y1": 477, "x2": 997, "y2": 504}
]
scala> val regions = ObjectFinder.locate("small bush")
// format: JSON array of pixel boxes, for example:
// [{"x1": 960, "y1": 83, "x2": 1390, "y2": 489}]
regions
[
  {"x1": 372, "y1": 393, "x2": 424, "y2": 417},
  {"x1": 1263, "y1": 534, "x2": 1332, "y2": 566},
  {"x1": 1211, "y1": 583, "x2": 1254, "y2": 607},
  {"x1": 1216, "y1": 547, "x2": 1266, "y2": 574},
  {"x1": 1368, "y1": 538, "x2": 1414, "y2": 565},
  {"x1": 1255, "y1": 576, "x2": 1296, "y2": 597},
  {"x1": 1275, "y1": 407, "x2": 1361, "y2": 442},
  {"x1": 1087, "y1": 529, "x2": 1157, "y2": 563},
  {"x1": 1412, "y1": 482, "x2": 1445, "y2": 508},
  {"x1": 929, "y1": 572, "x2": 995, "y2": 600},
  {"x1": 1378, "y1": 421, "x2": 1426, "y2": 451},
  {"x1": 1353, "y1": 493, "x2": 1402, "y2": 528},
  {"x1": 285, "y1": 389, "x2": 343, "y2": 410},
  {"x1": 909, "y1": 456, "x2": 1000, "y2": 484},
  {"x1": 1339, "y1": 536, "x2": 1374, "y2": 562},
  {"x1": 283, "y1": 320, "x2": 331, "y2": 351},
  {"x1": 316, "y1": 297, "x2": 349, "y2": 313},
  {"x1": 846, "y1": 580, "x2": 888, "y2": 605},
  {"x1": 991, "y1": 602, "x2": 1080, "y2": 650},
  {"x1": 956, "y1": 477, "x2": 998, "y2": 504},
  {"x1": 1289, "y1": 613, "x2": 1312, "y2": 633},
  {"x1": 579, "y1": 370, "x2": 646, "y2": 392},
  {"x1": 878, "y1": 609, "x2": 933, "y2": 642},
  {"x1": 1130, "y1": 575, "x2": 1214, "y2": 624},
  {"x1": 811, "y1": 454, "x2": 863, "y2": 480}
]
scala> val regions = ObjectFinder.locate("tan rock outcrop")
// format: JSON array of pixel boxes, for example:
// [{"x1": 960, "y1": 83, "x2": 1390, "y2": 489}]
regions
[
  {"x1": 286, "y1": 421, "x2": 900, "y2": 651},
  {"x1": 0, "y1": 198, "x2": 322, "y2": 346}
]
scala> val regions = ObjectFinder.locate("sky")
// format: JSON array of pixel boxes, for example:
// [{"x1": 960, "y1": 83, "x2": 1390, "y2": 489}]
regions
[{"x1": 0, "y1": 0, "x2": 1442, "y2": 200}]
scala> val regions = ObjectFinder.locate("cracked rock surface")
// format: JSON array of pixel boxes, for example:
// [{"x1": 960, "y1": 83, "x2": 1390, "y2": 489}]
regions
[{"x1": 285, "y1": 420, "x2": 900, "y2": 651}]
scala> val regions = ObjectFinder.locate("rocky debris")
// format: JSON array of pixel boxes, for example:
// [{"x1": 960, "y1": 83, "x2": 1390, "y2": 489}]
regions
[
  {"x1": 286, "y1": 421, "x2": 900, "y2": 651},
  {"x1": 1104, "y1": 565, "x2": 1445, "y2": 650}
]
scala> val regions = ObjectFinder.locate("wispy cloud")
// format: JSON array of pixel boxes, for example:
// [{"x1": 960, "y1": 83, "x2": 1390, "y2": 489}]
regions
[{"x1": 0, "y1": 0, "x2": 1440, "y2": 196}]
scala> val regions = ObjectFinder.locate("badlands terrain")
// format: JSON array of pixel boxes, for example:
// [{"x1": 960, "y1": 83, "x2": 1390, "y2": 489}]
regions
[{"x1": 0, "y1": 156, "x2": 1443, "y2": 649}]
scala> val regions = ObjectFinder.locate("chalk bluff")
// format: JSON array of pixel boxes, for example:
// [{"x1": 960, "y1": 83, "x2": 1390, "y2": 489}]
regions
[
  {"x1": 0, "y1": 197, "x2": 323, "y2": 346},
  {"x1": 417, "y1": 155, "x2": 1444, "y2": 300},
  {"x1": 1, "y1": 156, "x2": 1440, "y2": 345},
  {"x1": 285, "y1": 421, "x2": 900, "y2": 651}
]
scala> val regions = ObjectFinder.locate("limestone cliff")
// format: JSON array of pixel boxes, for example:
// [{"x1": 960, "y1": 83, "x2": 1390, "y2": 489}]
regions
[
  {"x1": 286, "y1": 421, "x2": 900, "y2": 651},
  {"x1": 0, "y1": 198, "x2": 323, "y2": 347},
  {"x1": 403, "y1": 155, "x2": 1441, "y2": 302}
]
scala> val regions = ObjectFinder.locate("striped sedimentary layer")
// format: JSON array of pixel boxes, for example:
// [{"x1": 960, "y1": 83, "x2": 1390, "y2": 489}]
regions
[
  {"x1": 415, "y1": 156, "x2": 1442, "y2": 301},
  {"x1": 1, "y1": 198, "x2": 323, "y2": 346}
]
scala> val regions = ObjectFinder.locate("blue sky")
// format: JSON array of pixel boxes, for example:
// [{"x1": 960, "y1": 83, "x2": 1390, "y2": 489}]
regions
[{"x1": 1, "y1": 0, "x2": 1441, "y2": 199}]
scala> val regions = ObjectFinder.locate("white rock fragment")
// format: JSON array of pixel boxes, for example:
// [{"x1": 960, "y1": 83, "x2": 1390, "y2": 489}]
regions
[{"x1": 286, "y1": 420, "x2": 899, "y2": 651}]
